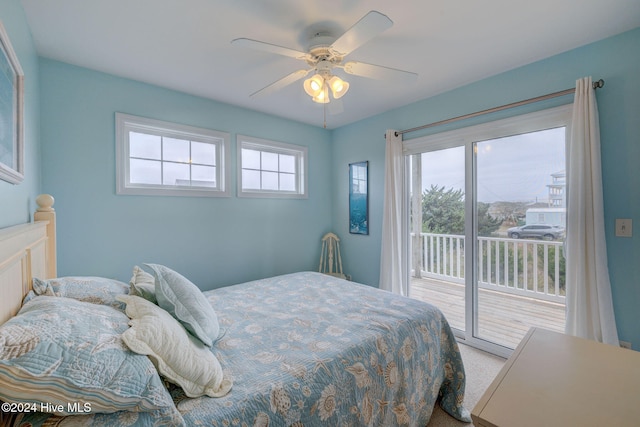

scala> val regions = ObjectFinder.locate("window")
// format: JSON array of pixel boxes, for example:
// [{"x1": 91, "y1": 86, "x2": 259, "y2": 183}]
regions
[
  {"x1": 116, "y1": 113, "x2": 230, "y2": 197},
  {"x1": 237, "y1": 135, "x2": 307, "y2": 198},
  {"x1": 405, "y1": 104, "x2": 571, "y2": 355}
]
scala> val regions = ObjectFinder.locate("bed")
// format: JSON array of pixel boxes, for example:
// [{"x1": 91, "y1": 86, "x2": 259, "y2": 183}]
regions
[{"x1": 0, "y1": 195, "x2": 470, "y2": 426}]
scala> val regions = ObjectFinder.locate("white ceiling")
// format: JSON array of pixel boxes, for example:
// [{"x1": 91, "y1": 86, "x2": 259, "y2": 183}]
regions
[{"x1": 20, "y1": 0, "x2": 640, "y2": 129}]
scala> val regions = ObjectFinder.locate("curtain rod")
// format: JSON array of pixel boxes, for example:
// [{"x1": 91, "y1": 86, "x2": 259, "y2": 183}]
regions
[{"x1": 395, "y1": 79, "x2": 605, "y2": 137}]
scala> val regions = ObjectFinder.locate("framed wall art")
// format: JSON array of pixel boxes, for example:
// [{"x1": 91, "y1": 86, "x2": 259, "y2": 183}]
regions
[
  {"x1": 0, "y1": 21, "x2": 24, "y2": 184},
  {"x1": 349, "y1": 161, "x2": 368, "y2": 235}
]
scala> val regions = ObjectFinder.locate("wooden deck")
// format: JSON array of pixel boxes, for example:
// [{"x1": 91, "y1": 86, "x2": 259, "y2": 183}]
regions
[{"x1": 410, "y1": 276, "x2": 565, "y2": 349}]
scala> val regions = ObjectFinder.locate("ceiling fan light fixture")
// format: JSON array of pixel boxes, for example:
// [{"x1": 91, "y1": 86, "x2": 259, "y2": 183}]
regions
[
  {"x1": 304, "y1": 74, "x2": 325, "y2": 97},
  {"x1": 328, "y1": 75, "x2": 349, "y2": 99},
  {"x1": 233, "y1": 10, "x2": 418, "y2": 122},
  {"x1": 312, "y1": 86, "x2": 330, "y2": 104}
]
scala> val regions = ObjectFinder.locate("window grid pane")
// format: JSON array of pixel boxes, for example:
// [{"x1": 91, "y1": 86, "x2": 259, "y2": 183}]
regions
[
  {"x1": 242, "y1": 169, "x2": 261, "y2": 189},
  {"x1": 130, "y1": 158, "x2": 161, "y2": 184},
  {"x1": 163, "y1": 162, "x2": 190, "y2": 186},
  {"x1": 240, "y1": 148, "x2": 300, "y2": 192},
  {"x1": 163, "y1": 137, "x2": 190, "y2": 163},
  {"x1": 280, "y1": 172, "x2": 296, "y2": 191},
  {"x1": 191, "y1": 165, "x2": 216, "y2": 188},
  {"x1": 132, "y1": 133, "x2": 221, "y2": 188},
  {"x1": 130, "y1": 132, "x2": 161, "y2": 160},
  {"x1": 237, "y1": 136, "x2": 306, "y2": 198},
  {"x1": 261, "y1": 171, "x2": 279, "y2": 190},
  {"x1": 117, "y1": 113, "x2": 229, "y2": 196},
  {"x1": 242, "y1": 148, "x2": 261, "y2": 170},
  {"x1": 261, "y1": 151, "x2": 279, "y2": 172},
  {"x1": 191, "y1": 141, "x2": 216, "y2": 166},
  {"x1": 279, "y1": 154, "x2": 296, "y2": 173}
]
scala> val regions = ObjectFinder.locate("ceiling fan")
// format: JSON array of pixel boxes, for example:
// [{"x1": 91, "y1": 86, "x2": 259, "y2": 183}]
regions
[{"x1": 231, "y1": 10, "x2": 418, "y2": 105}]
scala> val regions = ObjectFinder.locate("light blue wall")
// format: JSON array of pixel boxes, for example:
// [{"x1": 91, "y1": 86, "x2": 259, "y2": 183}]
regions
[
  {"x1": 4, "y1": 0, "x2": 639, "y2": 349},
  {"x1": 332, "y1": 27, "x2": 640, "y2": 349},
  {"x1": 39, "y1": 59, "x2": 332, "y2": 289},
  {"x1": 0, "y1": 0, "x2": 40, "y2": 227}
]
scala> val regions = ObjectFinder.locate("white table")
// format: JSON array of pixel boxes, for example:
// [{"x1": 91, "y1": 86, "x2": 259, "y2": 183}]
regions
[{"x1": 472, "y1": 327, "x2": 640, "y2": 427}]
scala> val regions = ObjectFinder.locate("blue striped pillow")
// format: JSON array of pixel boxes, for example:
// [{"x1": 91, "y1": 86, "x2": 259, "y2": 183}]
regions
[
  {"x1": 0, "y1": 296, "x2": 180, "y2": 419},
  {"x1": 27, "y1": 276, "x2": 130, "y2": 311}
]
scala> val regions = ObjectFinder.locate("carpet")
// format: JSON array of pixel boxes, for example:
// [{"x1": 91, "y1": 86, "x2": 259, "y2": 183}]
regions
[{"x1": 427, "y1": 343, "x2": 506, "y2": 426}]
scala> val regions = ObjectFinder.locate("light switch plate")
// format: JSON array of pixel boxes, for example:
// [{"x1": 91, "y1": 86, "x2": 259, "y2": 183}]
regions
[{"x1": 615, "y1": 219, "x2": 632, "y2": 237}]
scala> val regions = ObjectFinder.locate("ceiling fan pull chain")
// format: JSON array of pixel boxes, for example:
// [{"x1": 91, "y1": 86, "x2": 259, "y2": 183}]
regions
[{"x1": 323, "y1": 97, "x2": 327, "y2": 129}]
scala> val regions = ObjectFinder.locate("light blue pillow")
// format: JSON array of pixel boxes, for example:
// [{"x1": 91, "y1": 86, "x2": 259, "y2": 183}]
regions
[
  {"x1": 145, "y1": 264, "x2": 219, "y2": 347},
  {"x1": 0, "y1": 296, "x2": 180, "y2": 420}
]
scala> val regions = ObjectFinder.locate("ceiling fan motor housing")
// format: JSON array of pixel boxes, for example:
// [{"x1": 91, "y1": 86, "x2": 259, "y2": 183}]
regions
[
  {"x1": 315, "y1": 59, "x2": 335, "y2": 77},
  {"x1": 307, "y1": 33, "x2": 335, "y2": 51}
]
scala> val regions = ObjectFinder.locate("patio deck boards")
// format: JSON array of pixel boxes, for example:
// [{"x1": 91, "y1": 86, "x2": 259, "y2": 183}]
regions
[{"x1": 410, "y1": 276, "x2": 565, "y2": 349}]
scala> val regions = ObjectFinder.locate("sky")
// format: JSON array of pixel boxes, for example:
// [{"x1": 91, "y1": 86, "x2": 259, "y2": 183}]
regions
[{"x1": 415, "y1": 127, "x2": 566, "y2": 203}]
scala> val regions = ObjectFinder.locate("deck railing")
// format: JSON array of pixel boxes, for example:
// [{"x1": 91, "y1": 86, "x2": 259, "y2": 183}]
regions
[{"x1": 411, "y1": 233, "x2": 565, "y2": 303}]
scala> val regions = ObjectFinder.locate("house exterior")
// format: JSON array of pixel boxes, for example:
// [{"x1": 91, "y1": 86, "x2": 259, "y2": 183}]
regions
[
  {"x1": 525, "y1": 208, "x2": 566, "y2": 227},
  {"x1": 547, "y1": 171, "x2": 566, "y2": 208},
  {"x1": 525, "y1": 171, "x2": 567, "y2": 226}
]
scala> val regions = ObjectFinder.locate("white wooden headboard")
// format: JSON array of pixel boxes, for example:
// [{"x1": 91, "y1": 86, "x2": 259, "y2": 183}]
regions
[{"x1": 0, "y1": 194, "x2": 56, "y2": 324}]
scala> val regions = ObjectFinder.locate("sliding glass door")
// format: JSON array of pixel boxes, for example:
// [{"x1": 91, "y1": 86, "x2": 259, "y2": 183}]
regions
[
  {"x1": 473, "y1": 128, "x2": 567, "y2": 349},
  {"x1": 408, "y1": 146, "x2": 466, "y2": 332},
  {"x1": 406, "y1": 105, "x2": 571, "y2": 356}
]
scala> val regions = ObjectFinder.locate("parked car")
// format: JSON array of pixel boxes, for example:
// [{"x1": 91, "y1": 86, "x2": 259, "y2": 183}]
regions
[{"x1": 507, "y1": 224, "x2": 565, "y2": 240}]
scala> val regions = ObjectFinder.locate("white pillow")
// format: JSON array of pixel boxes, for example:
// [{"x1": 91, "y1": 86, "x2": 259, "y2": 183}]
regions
[{"x1": 117, "y1": 295, "x2": 232, "y2": 398}]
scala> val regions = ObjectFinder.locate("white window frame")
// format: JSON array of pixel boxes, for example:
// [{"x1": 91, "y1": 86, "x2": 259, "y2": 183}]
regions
[
  {"x1": 116, "y1": 113, "x2": 230, "y2": 197},
  {"x1": 237, "y1": 135, "x2": 308, "y2": 199},
  {"x1": 403, "y1": 103, "x2": 572, "y2": 358},
  {"x1": 403, "y1": 104, "x2": 573, "y2": 156}
]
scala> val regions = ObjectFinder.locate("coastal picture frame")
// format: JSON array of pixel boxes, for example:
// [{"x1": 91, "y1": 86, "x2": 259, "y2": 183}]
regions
[
  {"x1": 349, "y1": 161, "x2": 369, "y2": 235},
  {"x1": 0, "y1": 21, "x2": 25, "y2": 184}
]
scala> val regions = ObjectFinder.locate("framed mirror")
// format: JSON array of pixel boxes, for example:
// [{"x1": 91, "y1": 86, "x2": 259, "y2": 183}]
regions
[
  {"x1": 0, "y1": 21, "x2": 25, "y2": 185},
  {"x1": 349, "y1": 161, "x2": 368, "y2": 235}
]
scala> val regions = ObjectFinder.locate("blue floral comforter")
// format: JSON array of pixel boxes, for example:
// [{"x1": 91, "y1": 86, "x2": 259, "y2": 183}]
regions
[
  {"x1": 12, "y1": 272, "x2": 470, "y2": 426},
  {"x1": 177, "y1": 271, "x2": 470, "y2": 426}
]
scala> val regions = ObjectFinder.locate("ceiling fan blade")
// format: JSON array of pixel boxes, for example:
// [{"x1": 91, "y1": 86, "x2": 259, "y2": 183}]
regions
[
  {"x1": 343, "y1": 61, "x2": 418, "y2": 82},
  {"x1": 232, "y1": 38, "x2": 310, "y2": 60},
  {"x1": 250, "y1": 69, "x2": 311, "y2": 98},
  {"x1": 330, "y1": 11, "x2": 393, "y2": 56}
]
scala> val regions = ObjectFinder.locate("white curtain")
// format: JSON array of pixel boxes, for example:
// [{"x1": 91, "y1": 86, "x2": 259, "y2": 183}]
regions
[
  {"x1": 379, "y1": 130, "x2": 407, "y2": 295},
  {"x1": 565, "y1": 76, "x2": 619, "y2": 345}
]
